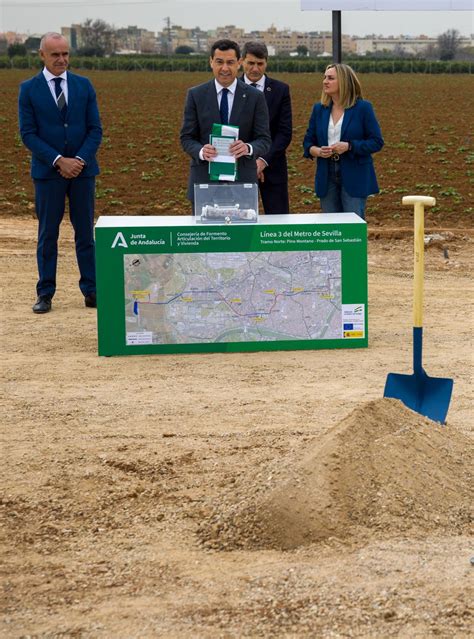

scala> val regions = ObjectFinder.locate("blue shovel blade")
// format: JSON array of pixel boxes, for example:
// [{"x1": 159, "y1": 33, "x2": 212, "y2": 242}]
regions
[{"x1": 384, "y1": 370, "x2": 453, "y2": 425}]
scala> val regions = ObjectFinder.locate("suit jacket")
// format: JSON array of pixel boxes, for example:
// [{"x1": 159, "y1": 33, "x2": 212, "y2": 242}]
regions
[
  {"x1": 303, "y1": 99, "x2": 384, "y2": 198},
  {"x1": 258, "y1": 75, "x2": 292, "y2": 185},
  {"x1": 18, "y1": 71, "x2": 102, "y2": 179},
  {"x1": 180, "y1": 79, "x2": 271, "y2": 199}
]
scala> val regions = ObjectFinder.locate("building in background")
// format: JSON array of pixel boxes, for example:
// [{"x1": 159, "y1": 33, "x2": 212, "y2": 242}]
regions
[
  {"x1": 210, "y1": 24, "x2": 354, "y2": 55},
  {"x1": 115, "y1": 26, "x2": 157, "y2": 54},
  {"x1": 158, "y1": 24, "x2": 209, "y2": 54},
  {"x1": 4, "y1": 23, "x2": 472, "y2": 58},
  {"x1": 354, "y1": 33, "x2": 472, "y2": 56},
  {"x1": 61, "y1": 24, "x2": 86, "y2": 50}
]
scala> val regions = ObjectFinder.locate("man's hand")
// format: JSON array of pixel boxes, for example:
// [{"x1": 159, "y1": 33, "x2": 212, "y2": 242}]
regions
[
  {"x1": 229, "y1": 139, "x2": 250, "y2": 160},
  {"x1": 256, "y1": 158, "x2": 266, "y2": 183},
  {"x1": 201, "y1": 144, "x2": 218, "y2": 162},
  {"x1": 56, "y1": 157, "x2": 84, "y2": 179}
]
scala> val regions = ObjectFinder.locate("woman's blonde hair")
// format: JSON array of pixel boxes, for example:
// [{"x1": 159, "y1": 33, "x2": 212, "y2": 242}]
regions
[{"x1": 321, "y1": 63, "x2": 363, "y2": 109}]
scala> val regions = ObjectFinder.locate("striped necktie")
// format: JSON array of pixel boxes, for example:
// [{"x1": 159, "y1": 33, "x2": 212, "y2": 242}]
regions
[
  {"x1": 53, "y1": 77, "x2": 67, "y2": 115},
  {"x1": 220, "y1": 88, "x2": 229, "y2": 125}
]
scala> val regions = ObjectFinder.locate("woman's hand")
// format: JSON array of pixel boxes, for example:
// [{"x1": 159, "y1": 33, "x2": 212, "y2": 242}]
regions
[
  {"x1": 330, "y1": 141, "x2": 350, "y2": 155},
  {"x1": 310, "y1": 145, "x2": 333, "y2": 159}
]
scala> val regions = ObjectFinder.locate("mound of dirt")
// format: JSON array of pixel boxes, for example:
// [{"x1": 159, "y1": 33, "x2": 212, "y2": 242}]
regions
[{"x1": 198, "y1": 399, "x2": 472, "y2": 550}]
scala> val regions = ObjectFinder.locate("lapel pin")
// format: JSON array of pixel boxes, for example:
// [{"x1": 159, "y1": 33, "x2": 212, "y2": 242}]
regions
[{"x1": 266, "y1": 86, "x2": 271, "y2": 91}]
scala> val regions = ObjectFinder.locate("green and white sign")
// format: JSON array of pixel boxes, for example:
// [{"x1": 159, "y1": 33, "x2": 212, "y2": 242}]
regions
[{"x1": 95, "y1": 214, "x2": 368, "y2": 356}]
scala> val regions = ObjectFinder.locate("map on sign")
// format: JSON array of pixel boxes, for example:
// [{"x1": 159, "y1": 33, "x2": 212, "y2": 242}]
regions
[{"x1": 124, "y1": 251, "x2": 342, "y2": 345}]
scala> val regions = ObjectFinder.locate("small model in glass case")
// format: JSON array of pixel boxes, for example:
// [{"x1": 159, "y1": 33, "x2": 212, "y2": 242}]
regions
[{"x1": 201, "y1": 203, "x2": 257, "y2": 223}]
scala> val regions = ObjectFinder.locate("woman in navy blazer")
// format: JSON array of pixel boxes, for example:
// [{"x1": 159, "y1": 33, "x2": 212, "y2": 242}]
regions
[{"x1": 303, "y1": 63, "x2": 384, "y2": 219}]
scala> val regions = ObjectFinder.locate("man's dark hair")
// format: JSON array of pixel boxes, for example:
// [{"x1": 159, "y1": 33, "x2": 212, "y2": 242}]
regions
[
  {"x1": 242, "y1": 41, "x2": 268, "y2": 60},
  {"x1": 210, "y1": 39, "x2": 241, "y2": 59}
]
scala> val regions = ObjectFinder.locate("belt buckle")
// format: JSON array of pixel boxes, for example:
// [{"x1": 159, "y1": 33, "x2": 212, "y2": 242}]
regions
[{"x1": 331, "y1": 152, "x2": 340, "y2": 162}]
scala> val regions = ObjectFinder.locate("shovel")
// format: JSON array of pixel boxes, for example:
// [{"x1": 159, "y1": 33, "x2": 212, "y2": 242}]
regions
[{"x1": 383, "y1": 195, "x2": 453, "y2": 424}]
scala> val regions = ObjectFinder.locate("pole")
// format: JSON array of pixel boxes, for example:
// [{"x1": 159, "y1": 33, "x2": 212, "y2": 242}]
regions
[{"x1": 332, "y1": 10, "x2": 342, "y2": 63}]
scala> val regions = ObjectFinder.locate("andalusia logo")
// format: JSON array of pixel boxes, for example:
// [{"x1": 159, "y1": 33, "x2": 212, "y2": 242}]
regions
[{"x1": 111, "y1": 232, "x2": 128, "y2": 249}]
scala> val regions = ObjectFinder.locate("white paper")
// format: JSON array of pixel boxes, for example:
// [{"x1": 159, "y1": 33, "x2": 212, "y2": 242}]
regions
[
  {"x1": 220, "y1": 125, "x2": 239, "y2": 138},
  {"x1": 127, "y1": 331, "x2": 153, "y2": 345},
  {"x1": 212, "y1": 136, "x2": 235, "y2": 163}
]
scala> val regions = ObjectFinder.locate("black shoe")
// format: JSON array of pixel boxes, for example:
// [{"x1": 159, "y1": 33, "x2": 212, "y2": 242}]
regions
[
  {"x1": 84, "y1": 292, "x2": 97, "y2": 308},
  {"x1": 33, "y1": 295, "x2": 52, "y2": 314}
]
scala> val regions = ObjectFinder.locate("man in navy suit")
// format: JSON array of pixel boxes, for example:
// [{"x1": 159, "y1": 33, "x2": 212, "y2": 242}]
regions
[
  {"x1": 19, "y1": 32, "x2": 102, "y2": 313},
  {"x1": 180, "y1": 39, "x2": 271, "y2": 211},
  {"x1": 241, "y1": 41, "x2": 292, "y2": 214}
]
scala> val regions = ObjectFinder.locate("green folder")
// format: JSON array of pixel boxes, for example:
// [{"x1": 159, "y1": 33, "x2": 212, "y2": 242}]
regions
[{"x1": 209, "y1": 123, "x2": 239, "y2": 182}]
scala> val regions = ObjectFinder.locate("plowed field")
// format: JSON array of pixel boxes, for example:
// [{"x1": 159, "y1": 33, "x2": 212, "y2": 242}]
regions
[{"x1": 1, "y1": 70, "x2": 473, "y2": 226}]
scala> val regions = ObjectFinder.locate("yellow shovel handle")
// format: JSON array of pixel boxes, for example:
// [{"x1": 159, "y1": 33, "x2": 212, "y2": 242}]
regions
[{"x1": 402, "y1": 196, "x2": 436, "y2": 328}]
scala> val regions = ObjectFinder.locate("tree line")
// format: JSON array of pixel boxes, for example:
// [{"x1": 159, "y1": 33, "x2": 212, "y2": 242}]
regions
[{"x1": 1, "y1": 54, "x2": 471, "y2": 74}]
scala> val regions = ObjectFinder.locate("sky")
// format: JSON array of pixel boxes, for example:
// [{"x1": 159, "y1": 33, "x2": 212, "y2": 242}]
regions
[{"x1": 1, "y1": 0, "x2": 473, "y2": 38}]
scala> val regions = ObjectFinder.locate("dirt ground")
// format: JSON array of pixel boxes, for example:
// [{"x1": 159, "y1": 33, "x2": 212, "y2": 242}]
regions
[{"x1": 1, "y1": 213, "x2": 472, "y2": 638}]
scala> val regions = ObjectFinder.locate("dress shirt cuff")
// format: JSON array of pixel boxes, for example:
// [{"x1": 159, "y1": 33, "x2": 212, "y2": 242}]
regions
[
  {"x1": 76, "y1": 156, "x2": 86, "y2": 165},
  {"x1": 53, "y1": 155, "x2": 62, "y2": 167},
  {"x1": 258, "y1": 156, "x2": 268, "y2": 167},
  {"x1": 246, "y1": 144, "x2": 253, "y2": 157},
  {"x1": 199, "y1": 147, "x2": 205, "y2": 161}
]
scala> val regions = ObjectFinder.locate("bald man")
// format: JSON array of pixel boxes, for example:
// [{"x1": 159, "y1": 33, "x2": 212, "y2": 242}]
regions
[{"x1": 19, "y1": 32, "x2": 102, "y2": 313}]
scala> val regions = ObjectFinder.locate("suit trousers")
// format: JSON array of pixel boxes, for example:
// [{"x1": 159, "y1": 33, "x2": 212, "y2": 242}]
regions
[
  {"x1": 259, "y1": 180, "x2": 290, "y2": 215},
  {"x1": 34, "y1": 176, "x2": 96, "y2": 297}
]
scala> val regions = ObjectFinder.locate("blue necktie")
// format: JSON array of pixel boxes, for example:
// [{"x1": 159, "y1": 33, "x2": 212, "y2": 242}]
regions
[
  {"x1": 220, "y1": 88, "x2": 229, "y2": 125},
  {"x1": 53, "y1": 77, "x2": 67, "y2": 115}
]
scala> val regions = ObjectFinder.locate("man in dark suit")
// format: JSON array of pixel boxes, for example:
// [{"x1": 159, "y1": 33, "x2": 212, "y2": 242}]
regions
[
  {"x1": 180, "y1": 39, "x2": 271, "y2": 211},
  {"x1": 19, "y1": 32, "x2": 102, "y2": 314},
  {"x1": 241, "y1": 41, "x2": 292, "y2": 214}
]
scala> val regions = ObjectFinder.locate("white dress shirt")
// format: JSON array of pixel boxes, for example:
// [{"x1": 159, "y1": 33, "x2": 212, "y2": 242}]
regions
[
  {"x1": 43, "y1": 68, "x2": 68, "y2": 105},
  {"x1": 215, "y1": 78, "x2": 237, "y2": 114},
  {"x1": 243, "y1": 75, "x2": 265, "y2": 92},
  {"x1": 328, "y1": 113, "x2": 344, "y2": 146}
]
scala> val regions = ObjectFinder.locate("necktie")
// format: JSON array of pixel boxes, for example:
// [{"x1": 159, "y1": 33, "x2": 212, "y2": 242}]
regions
[
  {"x1": 53, "y1": 77, "x2": 67, "y2": 115},
  {"x1": 220, "y1": 88, "x2": 229, "y2": 125},
  {"x1": 251, "y1": 82, "x2": 258, "y2": 88}
]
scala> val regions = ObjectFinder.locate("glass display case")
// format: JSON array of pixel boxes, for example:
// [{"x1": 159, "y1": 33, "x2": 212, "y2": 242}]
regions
[{"x1": 194, "y1": 182, "x2": 259, "y2": 224}]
